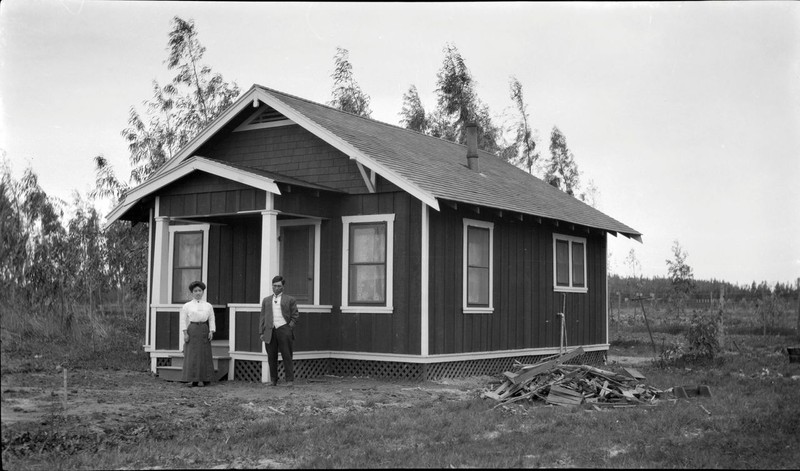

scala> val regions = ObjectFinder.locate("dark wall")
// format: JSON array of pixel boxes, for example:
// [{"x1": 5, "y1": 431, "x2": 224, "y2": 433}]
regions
[
  {"x1": 428, "y1": 206, "x2": 607, "y2": 354},
  {"x1": 198, "y1": 125, "x2": 367, "y2": 194},
  {"x1": 207, "y1": 220, "x2": 262, "y2": 305},
  {"x1": 327, "y1": 191, "x2": 422, "y2": 355}
]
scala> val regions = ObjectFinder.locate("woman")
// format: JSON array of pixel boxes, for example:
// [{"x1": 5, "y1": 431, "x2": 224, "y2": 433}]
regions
[{"x1": 180, "y1": 281, "x2": 216, "y2": 387}]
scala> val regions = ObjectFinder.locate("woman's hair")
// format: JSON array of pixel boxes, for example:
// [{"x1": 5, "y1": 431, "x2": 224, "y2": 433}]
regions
[{"x1": 188, "y1": 280, "x2": 206, "y2": 292}]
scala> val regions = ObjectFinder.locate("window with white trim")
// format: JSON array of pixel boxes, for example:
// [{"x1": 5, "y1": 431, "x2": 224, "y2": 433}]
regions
[
  {"x1": 553, "y1": 234, "x2": 587, "y2": 293},
  {"x1": 463, "y1": 219, "x2": 493, "y2": 313},
  {"x1": 341, "y1": 214, "x2": 394, "y2": 313},
  {"x1": 169, "y1": 224, "x2": 210, "y2": 303}
]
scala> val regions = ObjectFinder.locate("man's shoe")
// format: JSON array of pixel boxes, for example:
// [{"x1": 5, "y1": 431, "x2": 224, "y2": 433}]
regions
[
  {"x1": 198, "y1": 382, "x2": 205, "y2": 387},
  {"x1": 271, "y1": 381, "x2": 278, "y2": 387},
  {"x1": 286, "y1": 381, "x2": 294, "y2": 387},
  {"x1": 189, "y1": 382, "x2": 197, "y2": 388}
]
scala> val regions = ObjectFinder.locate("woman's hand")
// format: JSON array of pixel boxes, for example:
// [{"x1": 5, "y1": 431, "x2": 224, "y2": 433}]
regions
[
  {"x1": 184, "y1": 334, "x2": 189, "y2": 343},
  {"x1": 207, "y1": 332, "x2": 214, "y2": 341}
]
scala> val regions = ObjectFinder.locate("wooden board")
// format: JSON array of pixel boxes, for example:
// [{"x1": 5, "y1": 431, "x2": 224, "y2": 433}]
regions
[
  {"x1": 623, "y1": 367, "x2": 646, "y2": 380},
  {"x1": 510, "y1": 347, "x2": 585, "y2": 385}
]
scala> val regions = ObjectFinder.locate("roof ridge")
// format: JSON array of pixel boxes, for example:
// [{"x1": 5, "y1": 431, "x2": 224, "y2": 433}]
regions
[{"x1": 254, "y1": 83, "x2": 488, "y2": 155}]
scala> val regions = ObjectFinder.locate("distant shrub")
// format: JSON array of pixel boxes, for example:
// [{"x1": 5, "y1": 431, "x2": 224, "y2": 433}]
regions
[{"x1": 684, "y1": 313, "x2": 720, "y2": 360}]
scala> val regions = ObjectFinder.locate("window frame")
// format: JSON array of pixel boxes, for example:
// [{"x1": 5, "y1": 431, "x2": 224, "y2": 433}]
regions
[
  {"x1": 341, "y1": 214, "x2": 394, "y2": 314},
  {"x1": 168, "y1": 224, "x2": 210, "y2": 304},
  {"x1": 552, "y1": 233, "x2": 588, "y2": 293},
  {"x1": 462, "y1": 218, "x2": 494, "y2": 314}
]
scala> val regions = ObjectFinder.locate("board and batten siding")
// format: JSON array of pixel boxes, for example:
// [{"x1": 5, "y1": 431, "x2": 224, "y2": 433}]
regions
[
  {"x1": 157, "y1": 173, "x2": 267, "y2": 217},
  {"x1": 329, "y1": 191, "x2": 422, "y2": 356},
  {"x1": 427, "y1": 206, "x2": 607, "y2": 355}
]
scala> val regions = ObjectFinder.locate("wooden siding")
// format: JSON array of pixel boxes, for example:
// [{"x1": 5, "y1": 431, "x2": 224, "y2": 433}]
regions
[
  {"x1": 235, "y1": 310, "x2": 261, "y2": 352},
  {"x1": 331, "y1": 191, "x2": 422, "y2": 355},
  {"x1": 428, "y1": 206, "x2": 607, "y2": 355},
  {"x1": 159, "y1": 173, "x2": 266, "y2": 217},
  {"x1": 206, "y1": 220, "x2": 262, "y2": 306},
  {"x1": 197, "y1": 124, "x2": 368, "y2": 194},
  {"x1": 155, "y1": 311, "x2": 180, "y2": 350}
]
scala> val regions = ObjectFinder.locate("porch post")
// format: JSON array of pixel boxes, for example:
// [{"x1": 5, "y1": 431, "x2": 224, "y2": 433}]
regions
[
  {"x1": 260, "y1": 196, "x2": 280, "y2": 299},
  {"x1": 152, "y1": 216, "x2": 170, "y2": 304},
  {"x1": 149, "y1": 214, "x2": 169, "y2": 374},
  {"x1": 144, "y1": 207, "x2": 154, "y2": 349},
  {"x1": 260, "y1": 193, "x2": 279, "y2": 384}
]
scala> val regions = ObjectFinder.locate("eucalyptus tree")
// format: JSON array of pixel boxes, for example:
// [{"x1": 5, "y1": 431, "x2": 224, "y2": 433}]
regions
[
  {"x1": 120, "y1": 16, "x2": 240, "y2": 188},
  {"x1": 544, "y1": 126, "x2": 580, "y2": 196},
  {"x1": 399, "y1": 84, "x2": 429, "y2": 133},
  {"x1": 432, "y1": 43, "x2": 501, "y2": 153},
  {"x1": 504, "y1": 76, "x2": 539, "y2": 173},
  {"x1": 329, "y1": 47, "x2": 372, "y2": 117}
]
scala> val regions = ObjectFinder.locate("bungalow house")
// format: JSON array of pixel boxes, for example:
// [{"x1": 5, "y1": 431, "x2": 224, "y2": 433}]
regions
[{"x1": 106, "y1": 84, "x2": 641, "y2": 382}]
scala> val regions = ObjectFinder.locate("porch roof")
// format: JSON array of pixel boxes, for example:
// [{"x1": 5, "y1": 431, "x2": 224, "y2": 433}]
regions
[{"x1": 105, "y1": 155, "x2": 340, "y2": 225}]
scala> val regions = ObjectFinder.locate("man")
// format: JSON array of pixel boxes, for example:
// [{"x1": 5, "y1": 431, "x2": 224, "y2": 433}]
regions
[{"x1": 259, "y1": 275, "x2": 300, "y2": 386}]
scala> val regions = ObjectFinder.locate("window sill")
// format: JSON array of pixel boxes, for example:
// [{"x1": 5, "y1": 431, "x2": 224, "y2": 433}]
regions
[
  {"x1": 299, "y1": 304, "x2": 333, "y2": 314},
  {"x1": 340, "y1": 306, "x2": 393, "y2": 314},
  {"x1": 463, "y1": 307, "x2": 494, "y2": 314},
  {"x1": 554, "y1": 287, "x2": 588, "y2": 294}
]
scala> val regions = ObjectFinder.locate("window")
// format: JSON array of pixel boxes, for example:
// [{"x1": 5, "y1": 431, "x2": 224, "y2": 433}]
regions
[
  {"x1": 341, "y1": 214, "x2": 394, "y2": 313},
  {"x1": 169, "y1": 224, "x2": 209, "y2": 303},
  {"x1": 463, "y1": 219, "x2": 493, "y2": 313},
  {"x1": 553, "y1": 234, "x2": 587, "y2": 293}
]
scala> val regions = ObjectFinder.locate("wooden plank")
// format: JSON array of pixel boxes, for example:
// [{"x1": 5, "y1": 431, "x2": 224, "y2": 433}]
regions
[
  {"x1": 510, "y1": 347, "x2": 585, "y2": 385},
  {"x1": 546, "y1": 385, "x2": 583, "y2": 406},
  {"x1": 623, "y1": 367, "x2": 646, "y2": 380}
]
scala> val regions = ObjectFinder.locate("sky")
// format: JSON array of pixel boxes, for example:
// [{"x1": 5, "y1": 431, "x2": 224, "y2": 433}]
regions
[{"x1": 1, "y1": 1, "x2": 799, "y2": 287}]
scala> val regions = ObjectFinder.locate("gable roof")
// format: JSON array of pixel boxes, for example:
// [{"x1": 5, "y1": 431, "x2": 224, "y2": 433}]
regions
[{"x1": 114, "y1": 85, "x2": 641, "y2": 240}]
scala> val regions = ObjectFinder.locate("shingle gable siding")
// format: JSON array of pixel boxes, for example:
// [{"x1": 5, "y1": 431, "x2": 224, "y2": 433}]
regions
[{"x1": 197, "y1": 124, "x2": 369, "y2": 194}]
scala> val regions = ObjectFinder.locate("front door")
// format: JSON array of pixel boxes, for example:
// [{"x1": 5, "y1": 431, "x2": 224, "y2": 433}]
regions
[{"x1": 278, "y1": 223, "x2": 315, "y2": 304}]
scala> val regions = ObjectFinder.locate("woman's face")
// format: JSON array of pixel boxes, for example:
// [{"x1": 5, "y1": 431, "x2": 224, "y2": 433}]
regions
[{"x1": 191, "y1": 287, "x2": 204, "y2": 301}]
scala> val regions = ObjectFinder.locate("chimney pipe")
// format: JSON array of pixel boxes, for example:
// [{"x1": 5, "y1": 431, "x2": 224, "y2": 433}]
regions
[{"x1": 466, "y1": 123, "x2": 479, "y2": 171}]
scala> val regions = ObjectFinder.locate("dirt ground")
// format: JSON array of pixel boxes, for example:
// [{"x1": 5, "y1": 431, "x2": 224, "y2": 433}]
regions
[
  {"x1": 0, "y1": 367, "x2": 489, "y2": 429},
  {"x1": 1, "y1": 355, "x2": 648, "y2": 430}
]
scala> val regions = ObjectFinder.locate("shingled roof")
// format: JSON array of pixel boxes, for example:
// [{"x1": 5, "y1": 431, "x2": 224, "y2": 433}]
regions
[
  {"x1": 119, "y1": 85, "x2": 641, "y2": 240},
  {"x1": 253, "y1": 85, "x2": 641, "y2": 240}
]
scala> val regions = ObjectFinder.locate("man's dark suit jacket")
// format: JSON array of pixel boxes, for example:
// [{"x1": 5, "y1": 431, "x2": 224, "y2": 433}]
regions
[{"x1": 259, "y1": 294, "x2": 300, "y2": 344}]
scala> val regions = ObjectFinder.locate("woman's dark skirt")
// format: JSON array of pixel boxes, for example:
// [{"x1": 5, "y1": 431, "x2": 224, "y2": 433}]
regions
[{"x1": 181, "y1": 322, "x2": 214, "y2": 383}]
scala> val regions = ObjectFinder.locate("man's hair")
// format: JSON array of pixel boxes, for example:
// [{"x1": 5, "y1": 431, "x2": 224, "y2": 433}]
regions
[{"x1": 272, "y1": 275, "x2": 286, "y2": 285}]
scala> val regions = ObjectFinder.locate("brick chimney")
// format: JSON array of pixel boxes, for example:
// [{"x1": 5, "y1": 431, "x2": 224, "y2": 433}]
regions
[{"x1": 466, "y1": 123, "x2": 479, "y2": 171}]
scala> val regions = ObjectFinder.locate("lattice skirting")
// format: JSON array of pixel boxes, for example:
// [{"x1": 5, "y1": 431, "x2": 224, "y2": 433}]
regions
[
  {"x1": 156, "y1": 358, "x2": 171, "y2": 367},
  {"x1": 231, "y1": 350, "x2": 606, "y2": 382},
  {"x1": 233, "y1": 358, "x2": 330, "y2": 382}
]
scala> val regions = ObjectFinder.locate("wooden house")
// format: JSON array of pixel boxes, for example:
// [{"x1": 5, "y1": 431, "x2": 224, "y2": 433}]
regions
[{"x1": 107, "y1": 84, "x2": 642, "y2": 382}]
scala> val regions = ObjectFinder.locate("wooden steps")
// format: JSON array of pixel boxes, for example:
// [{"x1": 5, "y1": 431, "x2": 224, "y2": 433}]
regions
[{"x1": 156, "y1": 341, "x2": 231, "y2": 382}]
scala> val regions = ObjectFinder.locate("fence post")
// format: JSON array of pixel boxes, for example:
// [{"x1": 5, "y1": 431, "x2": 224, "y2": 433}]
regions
[{"x1": 795, "y1": 278, "x2": 799, "y2": 338}]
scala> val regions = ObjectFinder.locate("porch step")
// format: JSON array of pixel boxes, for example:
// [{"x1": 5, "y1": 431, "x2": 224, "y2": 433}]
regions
[{"x1": 157, "y1": 357, "x2": 231, "y2": 382}]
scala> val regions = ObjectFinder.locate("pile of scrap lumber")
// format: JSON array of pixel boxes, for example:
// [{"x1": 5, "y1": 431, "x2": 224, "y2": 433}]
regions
[{"x1": 482, "y1": 347, "x2": 666, "y2": 408}]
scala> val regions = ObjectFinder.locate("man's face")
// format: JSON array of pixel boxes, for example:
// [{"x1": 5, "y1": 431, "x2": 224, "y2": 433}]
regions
[{"x1": 272, "y1": 282, "x2": 284, "y2": 296}]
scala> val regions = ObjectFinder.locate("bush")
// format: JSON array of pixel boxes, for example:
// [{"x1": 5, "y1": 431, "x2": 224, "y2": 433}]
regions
[{"x1": 684, "y1": 313, "x2": 720, "y2": 360}]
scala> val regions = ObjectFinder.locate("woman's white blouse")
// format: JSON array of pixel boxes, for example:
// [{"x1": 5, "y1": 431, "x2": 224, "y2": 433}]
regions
[{"x1": 180, "y1": 299, "x2": 216, "y2": 333}]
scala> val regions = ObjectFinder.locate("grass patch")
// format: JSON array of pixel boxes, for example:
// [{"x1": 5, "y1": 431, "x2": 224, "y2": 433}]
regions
[{"x1": 3, "y1": 299, "x2": 800, "y2": 469}]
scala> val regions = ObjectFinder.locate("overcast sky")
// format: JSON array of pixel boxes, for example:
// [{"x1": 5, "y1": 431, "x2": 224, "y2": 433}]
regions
[{"x1": 1, "y1": 1, "x2": 799, "y2": 287}]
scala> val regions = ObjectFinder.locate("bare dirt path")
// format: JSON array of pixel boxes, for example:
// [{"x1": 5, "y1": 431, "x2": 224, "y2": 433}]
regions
[{"x1": 1, "y1": 368, "x2": 488, "y2": 429}]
